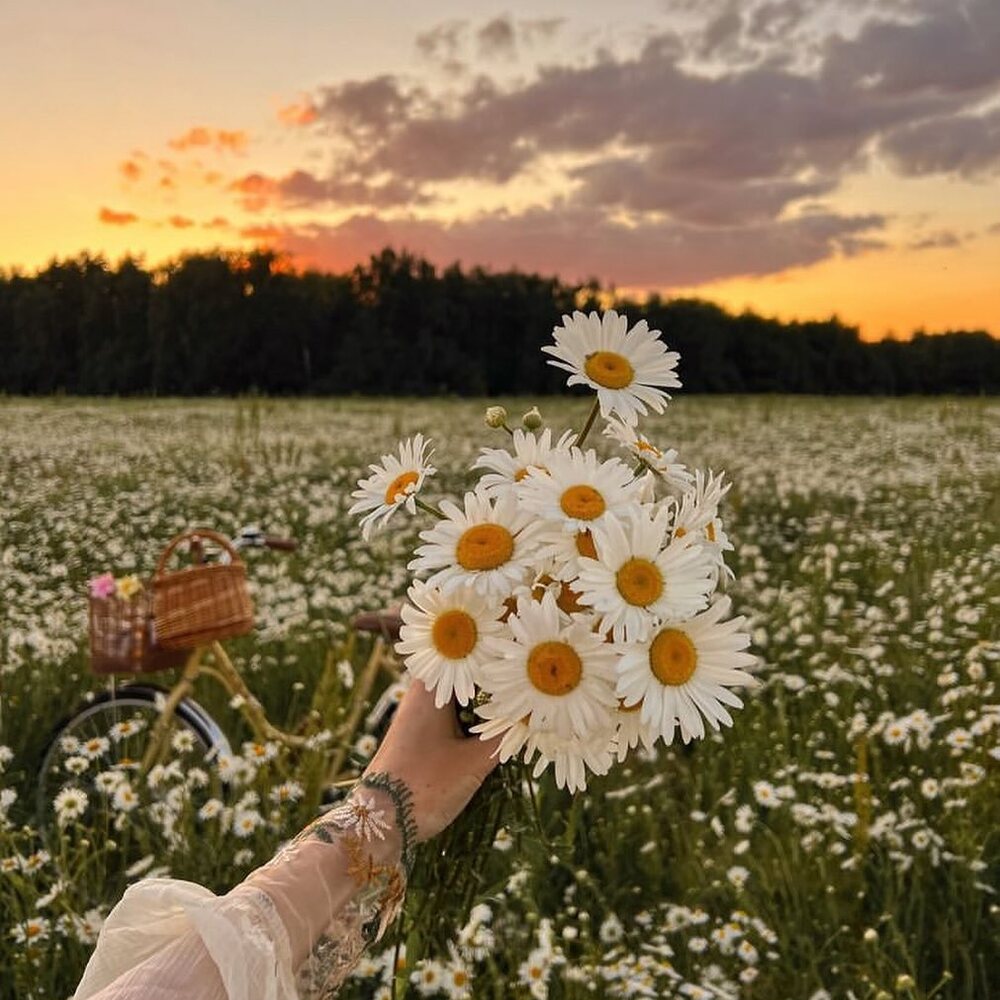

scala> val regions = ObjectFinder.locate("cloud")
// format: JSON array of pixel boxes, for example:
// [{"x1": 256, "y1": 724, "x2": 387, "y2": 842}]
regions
[
  {"x1": 156, "y1": 0, "x2": 1000, "y2": 289},
  {"x1": 417, "y1": 16, "x2": 564, "y2": 67},
  {"x1": 880, "y1": 109, "x2": 1000, "y2": 178},
  {"x1": 820, "y1": 0, "x2": 1000, "y2": 97},
  {"x1": 119, "y1": 159, "x2": 142, "y2": 182},
  {"x1": 416, "y1": 20, "x2": 467, "y2": 61},
  {"x1": 98, "y1": 207, "x2": 139, "y2": 225},
  {"x1": 477, "y1": 17, "x2": 516, "y2": 59},
  {"x1": 202, "y1": 216, "x2": 230, "y2": 230},
  {"x1": 569, "y1": 158, "x2": 838, "y2": 225},
  {"x1": 277, "y1": 98, "x2": 318, "y2": 126},
  {"x1": 248, "y1": 206, "x2": 886, "y2": 287},
  {"x1": 167, "y1": 215, "x2": 195, "y2": 229},
  {"x1": 239, "y1": 223, "x2": 286, "y2": 242},
  {"x1": 167, "y1": 127, "x2": 249, "y2": 154},
  {"x1": 226, "y1": 168, "x2": 427, "y2": 212},
  {"x1": 908, "y1": 229, "x2": 962, "y2": 250}
]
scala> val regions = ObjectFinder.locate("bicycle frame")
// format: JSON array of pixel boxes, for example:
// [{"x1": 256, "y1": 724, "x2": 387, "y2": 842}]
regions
[{"x1": 137, "y1": 633, "x2": 401, "y2": 787}]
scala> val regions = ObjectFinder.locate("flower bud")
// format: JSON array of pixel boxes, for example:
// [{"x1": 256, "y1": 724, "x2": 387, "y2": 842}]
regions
[
  {"x1": 863, "y1": 927, "x2": 878, "y2": 943},
  {"x1": 895, "y1": 974, "x2": 916, "y2": 991},
  {"x1": 521, "y1": 406, "x2": 542, "y2": 430},
  {"x1": 484, "y1": 406, "x2": 508, "y2": 429}
]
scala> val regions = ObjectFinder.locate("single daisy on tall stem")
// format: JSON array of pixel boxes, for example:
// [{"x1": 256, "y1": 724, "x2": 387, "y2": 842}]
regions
[
  {"x1": 348, "y1": 433, "x2": 437, "y2": 540},
  {"x1": 542, "y1": 309, "x2": 681, "y2": 433}
]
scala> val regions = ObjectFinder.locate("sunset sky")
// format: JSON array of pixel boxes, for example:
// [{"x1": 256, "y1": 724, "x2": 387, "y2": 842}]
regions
[{"x1": 3, "y1": 0, "x2": 999, "y2": 339}]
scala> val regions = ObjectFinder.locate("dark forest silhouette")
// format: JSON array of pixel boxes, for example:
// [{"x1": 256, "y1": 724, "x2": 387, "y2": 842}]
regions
[{"x1": 1, "y1": 248, "x2": 996, "y2": 395}]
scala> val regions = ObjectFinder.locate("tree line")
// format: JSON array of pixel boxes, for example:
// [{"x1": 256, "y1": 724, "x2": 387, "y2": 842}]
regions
[{"x1": 0, "y1": 248, "x2": 996, "y2": 395}]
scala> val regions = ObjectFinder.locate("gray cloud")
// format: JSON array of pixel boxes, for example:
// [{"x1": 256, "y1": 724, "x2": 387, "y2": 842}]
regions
[
  {"x1": 478, "y1": 17, "x2": 516, "y2": 59},
  {"x1": 908, "y1": 229, "x2": 962, "y2": 250},
  {"x1": 820, "y1": 0, "x2": 1000, "y2": 97},
  {"x1": 881, "y1": 109, "x2": 1000, "y2": 178},
  {"x1": 237, "y1": 0, "x2": 999, "y2": 286}
]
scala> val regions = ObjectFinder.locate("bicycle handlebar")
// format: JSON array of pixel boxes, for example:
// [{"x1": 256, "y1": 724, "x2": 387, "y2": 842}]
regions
[
  {"x1": 264, "y1": 535, "x2": 297, "y2": 551},
  {"x1": 231, "y1": 527, "x2": 298, "y2": 553}
]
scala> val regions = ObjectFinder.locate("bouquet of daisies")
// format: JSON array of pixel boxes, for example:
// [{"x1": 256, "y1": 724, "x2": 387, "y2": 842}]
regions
[{"x1": 348, "y1": 309, "x2": 757, "y2": 794}]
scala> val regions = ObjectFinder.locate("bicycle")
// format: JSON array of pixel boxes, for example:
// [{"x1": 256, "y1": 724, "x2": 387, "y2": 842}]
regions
[{"x1": 35, "y1": 526, "x2": 407, "y2": 834}]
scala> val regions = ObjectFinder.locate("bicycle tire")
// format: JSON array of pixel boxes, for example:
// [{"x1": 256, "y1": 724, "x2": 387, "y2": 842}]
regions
[{"x1": 35, "y1": 684, "x2": 233, "y2": 834}]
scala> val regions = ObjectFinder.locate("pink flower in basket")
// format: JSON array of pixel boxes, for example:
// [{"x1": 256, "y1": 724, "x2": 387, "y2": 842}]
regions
[{"x1": 89, "y1": 572, "x2": 116, "y2": 599}]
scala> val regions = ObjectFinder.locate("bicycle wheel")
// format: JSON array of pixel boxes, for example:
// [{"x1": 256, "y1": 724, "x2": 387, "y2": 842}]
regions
[{"x1": 35, "y1": 683, "x2": 233, "y2": 837}]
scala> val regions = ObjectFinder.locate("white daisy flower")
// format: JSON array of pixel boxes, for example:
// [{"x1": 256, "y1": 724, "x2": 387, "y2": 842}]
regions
[
  {"x1": 54, "y1": 786, "x2": 88, "y2": 825},
  {"x1": 616, "y1": 595, "x2": 758, "y2": 746},
  {"x1": 613, "y1": 699, "x2": 657, "y2": 763},
  {"x1": 112, "y1": 783, "x2": 140, "y2": 812},
  {"x1": 576, "y1": 505, "x2": 716, "y2": 643},
  {"x1": 79, "y1": 735, "x2": 110, "y2": 759},
  {"x1": 671, "y1": 469, "x2": 735, "y2": 582},
  {"x1": 477, "y1": 591, "x2": 618, "y2": 741},
  {"x1": 523, "y1": 724, "x2": 617, "y2": 793},
  {"x1": 541, "y1": 309, "x2": 681, "y2": 426},
  {"x1": 409, "y1": 486, "x2": 541, "y2": 598},
  {"x1": 108, "y1": 718, "x2": 146, "y2": 742},
  {"x1": 232, "y1": 807, "x2": 263, "y2": 838},
  {"x1": 470, "y1": 702, "x2": 532, "y2": 763},
  {"x1": 518, "y1": 445, "x2": 641, "y2": 539},
  {"x1": 602, "y1": 417, "x2": 693, "y2": 495},
  {"x1": 472, "y1": 428, "x2": 574, "y2": 499},
  {"x1": 395, "y1": 579, "x2": 506, "y2": 707},
  {"x1": 11, "y1": 916, "x2": 50, "y2": 945},
  {"x1": 348, "y1": 433, "x2": 436, "y2": 541}
]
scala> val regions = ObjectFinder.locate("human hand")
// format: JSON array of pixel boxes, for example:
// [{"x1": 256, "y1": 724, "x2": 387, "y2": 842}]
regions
[{"x1": 362, "y1": 680, "x2": 501, "y2": 842}]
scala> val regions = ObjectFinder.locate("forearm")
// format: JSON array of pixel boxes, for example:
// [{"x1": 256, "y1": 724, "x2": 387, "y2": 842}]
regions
[{"x1": 234, "y1": 773, "x2": 414, "y2": 979}]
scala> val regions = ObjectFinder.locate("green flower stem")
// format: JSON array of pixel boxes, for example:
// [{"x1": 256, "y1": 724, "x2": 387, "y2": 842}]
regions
[
  {"x1": 575, "y1": 398, "x2": 601, "y2": 448},
  {"x1": 414, "y1": 496, "x2": 445, "y2": 519}
]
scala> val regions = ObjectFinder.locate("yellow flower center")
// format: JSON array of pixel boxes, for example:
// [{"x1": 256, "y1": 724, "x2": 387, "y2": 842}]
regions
[
  {"x1": 637, "y1": 438, "x2": 662, "y2": 458},
  {"x1": 384, "y1": 470, "x2": 418, "y2": 505},
  {"x1": 575, "y1": 530, "x2": 597, "y2": 560},
  {"x1": 674, "y1": 526, "x2": 687, "y2": 539},
  {"x1": 584, "y1": 351, "x2": 635, "y2": 389},
  {"x1": 431, "y1": 609, "x2": 478, "y2": 659},
  {"x1": 649, "y1": 628, "x2": 697, "y2": 686},
  {"x1": 526, "y1": 641, "x2": 583, "y2": 696},
  {"x1": 705, "y1": 521, "x2": 717, "y2": 542},
  {"x1": 615, "y1": 558, "x2": 664, "y2": 607},
  {"x1": 456, "y1": 524, "x2": 514, "y2": 570},
  {"x1": 560, "y1": 484, "x2": 606, "y2": 520},
  {"x1": 26, "y1": 924, "x2": 41, "y2": 938}
]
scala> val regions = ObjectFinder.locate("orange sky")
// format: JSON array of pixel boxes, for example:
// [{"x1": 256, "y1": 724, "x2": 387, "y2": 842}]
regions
[{"x1": 2, "y1": 0, "x2": 998, "y2": 341}]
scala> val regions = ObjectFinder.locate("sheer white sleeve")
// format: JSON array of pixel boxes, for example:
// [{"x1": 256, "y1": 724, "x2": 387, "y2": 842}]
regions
[{"x1": 71, "y1": 772, "x2": 416, "y2": 1000}]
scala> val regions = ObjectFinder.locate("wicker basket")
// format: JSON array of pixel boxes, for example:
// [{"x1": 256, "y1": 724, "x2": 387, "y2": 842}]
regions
[
  {"x1": 152, "y1": 529, "x2": 255, "y2": 649},
  {"x1": 89, "y1": 587, "x2": 189, "y2": 675}
]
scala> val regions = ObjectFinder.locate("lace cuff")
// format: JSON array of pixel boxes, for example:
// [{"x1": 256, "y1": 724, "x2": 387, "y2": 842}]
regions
[
  {"x1": 239, "y1": 771, "x2": 414, "y2": 997},
  {"x1": 72, "y1": 773, "x2": 414, "y2": 1000}
]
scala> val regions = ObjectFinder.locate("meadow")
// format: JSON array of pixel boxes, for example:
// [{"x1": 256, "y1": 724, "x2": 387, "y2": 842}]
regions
[{"x1": 1, "y1": 394, "x2": 998, "y2": 1000}]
